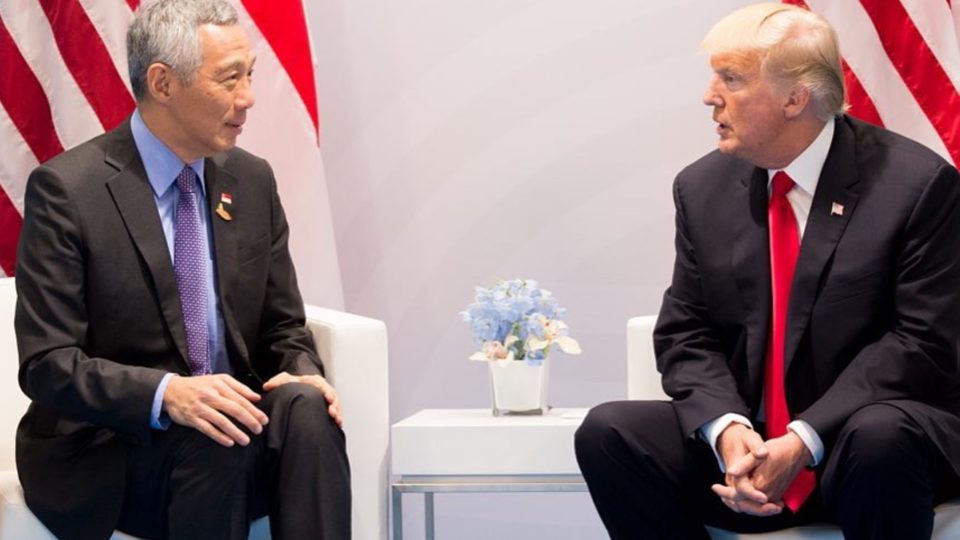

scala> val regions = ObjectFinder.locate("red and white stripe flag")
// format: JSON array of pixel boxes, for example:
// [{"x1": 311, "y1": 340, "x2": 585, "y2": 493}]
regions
[
  {"x1": 785, "y1": 0, "x2": 960, "y2": 167},
  {"x1": 0, "y1": 0, "x2": 343, "y2": 308}
]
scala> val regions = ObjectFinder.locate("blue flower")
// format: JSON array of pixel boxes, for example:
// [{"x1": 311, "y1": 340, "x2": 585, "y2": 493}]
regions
[{"x1": 464, "y1": 279, "x2": 580, "y2": 362}]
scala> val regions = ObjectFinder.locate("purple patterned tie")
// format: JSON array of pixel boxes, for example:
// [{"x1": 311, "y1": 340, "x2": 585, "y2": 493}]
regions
[{"x1": 174, "y1": 166, "x2": 210, "y2": 375}]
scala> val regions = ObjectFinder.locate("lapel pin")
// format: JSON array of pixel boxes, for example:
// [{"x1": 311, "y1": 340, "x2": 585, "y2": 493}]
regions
[
  {"x1": 831, "y1": 202, "x2": 844, "y2": 216},
  {"x1": 216, "y1": 202, "x2": 233, "y2": 221},
  {"x1": 221, "y1": 192, "x2": 233, "y2": 205}
]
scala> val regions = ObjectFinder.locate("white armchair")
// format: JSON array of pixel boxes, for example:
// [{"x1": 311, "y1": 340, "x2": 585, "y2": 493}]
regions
[
  {"x1": 0, "y1": 277, "x2": 389, "y2": 540},
  {"x1": 627, "y1": 315, "x2": 960, "y2": 540}
]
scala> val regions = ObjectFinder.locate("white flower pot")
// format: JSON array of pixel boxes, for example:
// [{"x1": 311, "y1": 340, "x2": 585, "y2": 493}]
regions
[{"x1": 488, "y1": 359, "x2": 549, "y2": 416}]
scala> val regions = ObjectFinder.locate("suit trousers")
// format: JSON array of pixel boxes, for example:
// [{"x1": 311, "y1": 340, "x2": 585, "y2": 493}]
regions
[
  {"x1": 574, "y1": 400, "x2": 958, "y2": 540},
  {"x1": 116, "y1": 382, "x2": 351, "y2": 540}
]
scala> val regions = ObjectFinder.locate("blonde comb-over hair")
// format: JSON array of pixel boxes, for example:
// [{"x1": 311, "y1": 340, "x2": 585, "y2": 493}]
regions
[{"x1": 701, "y1": 3, "x2": 847, "y2": 121}]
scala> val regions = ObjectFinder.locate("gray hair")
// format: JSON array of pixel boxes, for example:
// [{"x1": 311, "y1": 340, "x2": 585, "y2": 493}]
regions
[
  {"x1": 701, "y1": 3, "x2": 847, "y2": 121},
  {"x1": 127, "y1": 0, "x2": 238, "y2": 100}
]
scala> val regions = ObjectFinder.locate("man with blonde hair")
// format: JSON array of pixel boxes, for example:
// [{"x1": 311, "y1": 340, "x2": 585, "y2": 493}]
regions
[{"x1": 576, "y1": 4, "x2": 960, "y2": 539}]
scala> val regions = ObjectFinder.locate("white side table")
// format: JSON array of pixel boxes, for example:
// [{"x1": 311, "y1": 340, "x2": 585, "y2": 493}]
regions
[{"x1": 390, "y1": 408, "x2": 588, "y2": 540}]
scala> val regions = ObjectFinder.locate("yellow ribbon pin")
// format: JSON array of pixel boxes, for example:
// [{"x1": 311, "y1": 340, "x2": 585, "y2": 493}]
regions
[{"x1": 215, "y1": 202, "x2": 233, "y2": 221}]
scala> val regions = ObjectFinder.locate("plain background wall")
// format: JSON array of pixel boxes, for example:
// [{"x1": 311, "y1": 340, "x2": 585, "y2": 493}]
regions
[{"x1": 304, "y1": 1, "x2": 753, "y2": 537}]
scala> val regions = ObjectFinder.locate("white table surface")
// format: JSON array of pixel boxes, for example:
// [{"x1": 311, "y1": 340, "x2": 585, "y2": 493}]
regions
[{"x1": 391, "y1": 408, "x2": 588, "y2": 476}]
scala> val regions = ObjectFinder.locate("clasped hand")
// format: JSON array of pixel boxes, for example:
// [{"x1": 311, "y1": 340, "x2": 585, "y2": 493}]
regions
[
  {"x1": 163, "y1": 372, "x2": 343, "y2": 447},
  {"x1": 710, "y1": 423, "x2": 810, "y2": 516}
]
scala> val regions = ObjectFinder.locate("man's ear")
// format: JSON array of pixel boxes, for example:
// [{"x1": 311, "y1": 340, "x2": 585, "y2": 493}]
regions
[
  {"x1": 145, "y1": 63, "x2": 177, "y2": 103},
  {"x1": 783, "y1": 85, "x2": 812, "y2": 120}
]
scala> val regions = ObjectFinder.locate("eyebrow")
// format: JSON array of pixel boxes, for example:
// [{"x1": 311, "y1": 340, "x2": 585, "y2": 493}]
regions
[{"x1": 215, "y1": 57, "x2": 257, "y2": 75}]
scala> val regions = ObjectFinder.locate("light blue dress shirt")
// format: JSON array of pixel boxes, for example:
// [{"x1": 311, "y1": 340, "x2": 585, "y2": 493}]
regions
[{"x1": 130, "y1": 110, "x2": 231, "y2": 429}]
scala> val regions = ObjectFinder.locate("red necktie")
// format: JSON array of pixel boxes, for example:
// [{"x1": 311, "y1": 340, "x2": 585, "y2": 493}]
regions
[{"x1": 765, "y1": 171, "x2": 815, "y2": 511}]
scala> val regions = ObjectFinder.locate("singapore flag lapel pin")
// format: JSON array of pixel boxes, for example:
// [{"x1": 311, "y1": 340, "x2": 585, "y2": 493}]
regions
[
  {"x1": 831, "y1": 201, "x2": 844, "y2": 217},
  {"x1": 216, "y1": 192, "x2": 233, "y2": 221}
]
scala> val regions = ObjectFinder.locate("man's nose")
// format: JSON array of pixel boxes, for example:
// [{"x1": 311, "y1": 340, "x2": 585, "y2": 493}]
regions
[
  {"x1": 702, "y1": 77, "x2": 722, "y2": 107},
  {"x1": 237, "y1": 77, "x2": 255, "y2": 110}
]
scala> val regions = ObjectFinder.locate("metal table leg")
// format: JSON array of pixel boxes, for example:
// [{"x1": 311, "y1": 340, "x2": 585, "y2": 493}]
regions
[
  {"x1": 393, "y1": 474, "x2": 586, "y2": 538},
  {"x1": 425, "y1": 492, "x2": 435, "y2": 540},
  {"x1": 392, "y1": 485, "x2": 403, "y2": 540}
]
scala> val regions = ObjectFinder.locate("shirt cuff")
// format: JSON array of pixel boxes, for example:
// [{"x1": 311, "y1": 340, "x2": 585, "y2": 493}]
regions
[
  {"x1": 699, "y1": 413, "x2": 753, "y2": 473},
  {"x1": 150, "y1": 373, "x2": 175, "y2": 430},
  {"x1": 787, "y1": 419, "x2": 824, "y2": 467}
]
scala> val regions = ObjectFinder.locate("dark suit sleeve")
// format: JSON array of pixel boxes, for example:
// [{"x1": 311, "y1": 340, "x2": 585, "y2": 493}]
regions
[
  {"x1": 654, "y1": 177, "x2": 751, "y2": 438},
  {"x1": 251, "y1": 162, "x2": 324, "y2": 379},
  {"x1": 15, "y1": 166, "x2": 168, "y2": 442},
  {"x1": 799, "y1": 163, "x2": 960, "y2": 444}
]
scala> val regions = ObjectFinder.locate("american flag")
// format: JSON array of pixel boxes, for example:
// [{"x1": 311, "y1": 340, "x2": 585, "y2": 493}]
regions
[
  {"x1": 0, "y1": 0, "x2": 344, "y2": 308},
  {"x1": 785, "y1": 0, "x2": 960, "y2": 167}
]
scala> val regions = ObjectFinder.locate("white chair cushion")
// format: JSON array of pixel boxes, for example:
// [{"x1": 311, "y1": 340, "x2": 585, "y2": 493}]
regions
[{"x1": 705, "y1": 499, "x2": 960, "y2": 538}]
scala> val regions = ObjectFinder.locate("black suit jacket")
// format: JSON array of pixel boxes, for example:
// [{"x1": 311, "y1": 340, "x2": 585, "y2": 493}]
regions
[
  {"x1": 14, "y1": 120, "x2": 323, "y2": 540},
  {"x1": 654, "y1": 116, "x2": 960, "y2": 475}
]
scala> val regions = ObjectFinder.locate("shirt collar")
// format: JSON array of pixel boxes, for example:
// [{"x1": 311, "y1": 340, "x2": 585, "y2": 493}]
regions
[
  {"x1": 767, "y1": 118, "x2": 835, "y2": 196},
  {"x1": 130, "y1": 109, "x2": 205, "y2": 198}
]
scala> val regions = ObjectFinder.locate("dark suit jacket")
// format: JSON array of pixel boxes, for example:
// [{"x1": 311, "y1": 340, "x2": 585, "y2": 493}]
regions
[
  {"x1": 14, "y1": 120, "x2": 323, "y2": 540},
  {"x1": 654, "y1": 116, "x2": 960, "y2": 476}
]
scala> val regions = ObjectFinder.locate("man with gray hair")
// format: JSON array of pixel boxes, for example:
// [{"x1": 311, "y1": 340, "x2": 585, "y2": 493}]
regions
[
  {"x1": 576, "y1": 3, "x2": 960, "y2": 539},
  {"x1": 14, "y1": 1, "x2": 350, "y2": 538}
]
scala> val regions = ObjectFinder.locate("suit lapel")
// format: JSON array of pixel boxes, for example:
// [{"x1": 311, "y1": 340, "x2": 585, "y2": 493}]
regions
[
  {"x1": 784, "y1": 119, "x2": 861, "y2": 374},
  {"x1": 103, "y1": 123, "x2": 191, "y2": 368},
  {"x1": 732, "y1": 166, "x2": 772, "y2": 404},
  {"x1": 205, "y1": 157, "x2": 251, "y2": 365}
]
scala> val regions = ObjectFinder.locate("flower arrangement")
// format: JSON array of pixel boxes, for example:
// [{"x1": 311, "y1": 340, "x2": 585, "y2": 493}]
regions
[{"x1": 462, "y1": 279, "x2": 581, "y2": 364}]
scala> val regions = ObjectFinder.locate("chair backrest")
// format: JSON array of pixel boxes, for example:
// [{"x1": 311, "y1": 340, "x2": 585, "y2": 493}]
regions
[
  {"x1": 626, "y1": 315, "x2": 669, "y2": 400},
  {"x1": 0, "y1": 278, "x2": 30, "y2": 471}
]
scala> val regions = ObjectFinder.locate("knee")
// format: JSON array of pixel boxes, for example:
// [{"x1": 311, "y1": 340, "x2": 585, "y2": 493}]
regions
[
  {"x1": 577, "y1": 402, "x2": 621, "y2": 445},
  {"x1": 822, "y1": 404, "x2": 923, "y2": 502},
  {"x1": 267, "y1": 381, "x2": 340, "y2": 436},
  {"x1": 834, "y1": 404, "x2": 921, "y2": 470},
  {"x1": 575, "y1": 401, "x2": 640, "y2": 462}
]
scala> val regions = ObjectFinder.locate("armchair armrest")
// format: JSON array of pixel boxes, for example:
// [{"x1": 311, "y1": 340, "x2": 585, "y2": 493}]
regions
[{"x1": 304, "y1": 306, "x2": 389, "y2": 540}]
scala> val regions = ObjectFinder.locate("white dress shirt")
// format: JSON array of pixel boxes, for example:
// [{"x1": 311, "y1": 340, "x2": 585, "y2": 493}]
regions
[{"x1": 701, "y1": 119, "x2": 835, "y2": 471}]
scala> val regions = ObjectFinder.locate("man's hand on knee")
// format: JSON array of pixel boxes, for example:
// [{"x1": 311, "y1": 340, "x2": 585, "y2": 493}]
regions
[
  {"x1": 163, "y1": 374, "x2": 269, "y2": 447},
  {"x1": 263, "y1": 372, "x2": 343, "y2": 428},
  {"x1": 712, "y1": 423, "x2": 783, "y2": 516}
]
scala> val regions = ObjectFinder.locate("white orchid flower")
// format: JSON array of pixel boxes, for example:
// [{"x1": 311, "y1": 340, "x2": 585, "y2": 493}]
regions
[{"x1": 525, "y1": 319, "x2": 581, "y2": 355}]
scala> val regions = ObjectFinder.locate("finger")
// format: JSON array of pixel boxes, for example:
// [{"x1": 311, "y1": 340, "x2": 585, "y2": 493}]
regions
[
  {"x1": 217, "y1": 383, "x2": 269, "y2": 426},
  {"x1": 221, "y1": 375, "x2": 262, "y2": 402},
  {"x1": 733, "y1": 475, "x2": 768, "y2": 504},
  {"x1": 203, "y1": 408, "x2": 252, "y2": 446},
  {"x1": 329, "y1": 403, "x2": 343, "y2": 427},
  {"x1": 727, "y1": 451, "x2": 763, "y2": 477},
  {"x1": 721, "y1": 496, "x2": 740, "y2": 513},
  {"x1": 327, "y1": 390, "x2": 340, "y2": 410},
  {"x1": 210, "y1": 392, "x2": 266, "y2": 434},
  {"x1": 301, "y1": 375, "x2": 334, "y2": 397},
  {"x1": 733, "y1": 499, "x2": 783, "y2": 517},
  {"x1": 744, "y1": 433, "x2": 769, "y2": 460},
  {"x1": 711, "y1": 484, "x2": 738, "y2": 500},
  {"x1": 192, "y1": 416, "x2": 237, "y2": 448},
  {"x1": 262, "y1": 372, "x2": 295, "y2": 391}
]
